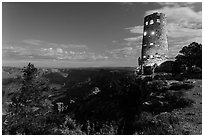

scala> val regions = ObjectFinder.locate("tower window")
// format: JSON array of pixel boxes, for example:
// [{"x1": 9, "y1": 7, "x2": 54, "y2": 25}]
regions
[
  {"x1": 150, "y1": 20, "x2": 154, "y2": 25},
  {"x1": 143, "y1": 44, "x2": 147, "y2": 47},
  {"x1": 150, "y1": 43, "x2": 154, "y2": 46},
  {"x1": 143, "y1": 55, "x2": 146, "y2": 59},
  {"x1": 151, "y1": 31, "x2": 155, "y2": 35},
  {"x1": 144, "y1": 31, "x2": 147, "y2": 36},
  {"x1": 157, "y1": 19, "x2": 160, "y2": 23},
  {"x1": 145, "y1": 21, "x2": 148, "y2": 25}
]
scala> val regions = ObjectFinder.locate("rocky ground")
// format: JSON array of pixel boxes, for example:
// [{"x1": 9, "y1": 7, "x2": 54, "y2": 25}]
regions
[{"x1": 172, "y1": 79, "x2": 202, "y2": 134}]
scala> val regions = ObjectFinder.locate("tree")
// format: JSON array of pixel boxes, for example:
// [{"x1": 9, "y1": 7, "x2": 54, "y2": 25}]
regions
[
  {"x1": 3, "y1": 63, "x2": 55, "y2": 134},
  {"x1": 174, "y1": 42, "x2": 202, "y2": 74}
]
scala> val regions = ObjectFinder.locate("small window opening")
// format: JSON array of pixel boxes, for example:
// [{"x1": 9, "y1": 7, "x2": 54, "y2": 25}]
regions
[
  {"x1": 151, "y1": 31, "x2": 155, "y2": 35},
  {"x1": 144, "y1": 31, "x2": 147, "y2": 36},
  {"x1": 145, "y1": 21, "x2": 148, "y2": 25},
  {"x1": 150, "y1": 20, "x2": 154, "y2": 25},
  {"x1": 150, "y1": 43, "x2": 154, "y2": 46},
  {"x1": 157, "y1": 19, "x2": 160, "y2": 23}
]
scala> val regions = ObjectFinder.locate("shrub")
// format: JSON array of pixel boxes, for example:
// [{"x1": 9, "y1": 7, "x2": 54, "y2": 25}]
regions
[
  {"x1": 174, "y1": 42, "x2": 202, "y2": 74},
  {"x1": 169, "y1": 81, "x2": 194, "y2": 90},
  {"x1": 53, "y1": 115, "x2": 85, "y2": 135},
  {"x1": 83, "y1": 121, "x2": 118, "y2": 135},
  {"x1": 133, "y1": 112, "x2": 183, "y2": 135},
  {"x1": 146, "y1": 80, "x2": 168, "y2": 92}
]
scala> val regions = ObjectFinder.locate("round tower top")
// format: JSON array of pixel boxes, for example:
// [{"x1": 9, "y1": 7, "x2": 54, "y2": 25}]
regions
[{"x1": 144, "y1": 12, "x2": 166, "y2": 20}]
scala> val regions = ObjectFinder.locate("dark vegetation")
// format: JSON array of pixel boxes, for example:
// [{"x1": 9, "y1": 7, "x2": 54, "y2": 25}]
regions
[
  {"x1": 2, "y1": 42, "x2": 202, "y2": 135},
  {"x1": 173, "y1": 42, "x2": 202, "y2": 78}
]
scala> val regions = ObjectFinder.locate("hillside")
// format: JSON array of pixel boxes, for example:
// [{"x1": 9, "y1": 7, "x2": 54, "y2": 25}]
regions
[{"x1": 2, "y1": 66, "x2": 202, "y2": 135}]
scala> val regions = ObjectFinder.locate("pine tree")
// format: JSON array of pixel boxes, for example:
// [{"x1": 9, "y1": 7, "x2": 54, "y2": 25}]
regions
[{"x1": 3, "y1": 63, "x2": 55, "y2": 134}]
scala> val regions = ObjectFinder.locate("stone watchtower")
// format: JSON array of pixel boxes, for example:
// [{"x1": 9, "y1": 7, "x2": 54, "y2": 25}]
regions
[{"x1": 140, "y1": 12, "x2": 168, "y2": 74}]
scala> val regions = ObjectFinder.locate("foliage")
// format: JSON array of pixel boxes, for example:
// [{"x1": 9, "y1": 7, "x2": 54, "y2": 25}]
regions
[
  {"x1": 133, "y1": 112, "x2": 184, "y2": 135},
  {"x1": 174, "y1": 42, "x2": 202, "y2": 74},
  {"x1": 51, "y1": 116, "x2": 118, "y2": 135},
  {"x1": 82, "y1": 120, "x2": 118, "y2": 135},
  {"x1": 2, "y1": 63, "x2": 197, "y2": 135},
  {"x1": 2, "y1": 78, "x2": 18, "y2": 85},
  {"x1": 57, "y1": 71, "x2": 195, "y2": 134},
  {"x1": 143, "y1": 80, "x2": 194, "y2": 114},
  {"x1": 64, "y1": 73, "x2": 144, "y2": 134},
  {"x1": 52, "y1": 115, "x2": 85, "y2": 135},
  {"x1": 2, "y1": 63, "x2": 55, "y2": 134}
]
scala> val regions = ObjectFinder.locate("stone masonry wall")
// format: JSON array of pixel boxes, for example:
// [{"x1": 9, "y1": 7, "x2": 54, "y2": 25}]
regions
[{"x1": 141, "y1": 12, "x2": 168, "y2": 66}]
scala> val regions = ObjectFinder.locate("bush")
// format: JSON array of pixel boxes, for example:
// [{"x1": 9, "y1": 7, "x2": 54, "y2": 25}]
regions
[
  {"x1": 82, "y1": 121, "x2": 118, "y2": 135},
  {"x1": 146, "y1": 80, "x2": 168, "y2": 92},
  {"x1": 173, "y1": 42, "x2": 202, "y2": 75},
  {"x1": 53, "y1": 115, "x2": 85, "y2": 135},
  {"x1": 133, "y1": 112, "x2": 183, "y2": 135},
  {"x1": 169, "y1": 81, "x2": 194, "y2": 90}
]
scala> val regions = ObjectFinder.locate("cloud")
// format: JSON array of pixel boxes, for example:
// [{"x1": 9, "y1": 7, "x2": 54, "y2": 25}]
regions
[
  {"x1": 124, "y1": 36, "x2": 143, "y2": 47},
  {"x1": 89, "y1": 53, "x2": 109, "y2": 60},
  {"x1": 146, "y1": 4, "x2": 202, "y2": 57},
  {"x1": 22, "y1": 39, "x2": 43, "y2": 46},
  {"x1": 3, "y1": 46, "x2": 33, "y2": 56},
  {"x1": 2, "y1": 46, "x2": 37, "y2": 60},
  {"x1": 21, "y1": 39, "x2": 88, "y2": 50},
  {"x1": 125, "y1": 3, "x2": 202, "y2": 59},
  {"x1": 127, "y1": 6, "x2": 202, "y2": 38},
  {"x1": 124, "y1": 36, "x2": 143, "y2": 43},
  {"x1": 39, "y1": 47, "x2": 108, "y2": 61},
  {"x1": 167, "y1": 23, "x2": 202, "y2": 38},
  {"x1": 157, "y1": 2, "x2": 197, "y2": 7},
  {"x1": 56, "y1": 48, "x2": 63, "y2": 53},
  {"x1": 125, "y1": 26, "x2": 143, "y2": 34},
  {"x1": 145, "y1": 6, "x2": 202, "y2": 26},
  {"x1": 107, "y1": 46, "x2": 138, "y2": 59},
  {"x1": 3, "y1": 40, "x2": 108, "y2": 62},
  {"x1": 56, "y1": 44, "x2": 88, "y2": 49}
]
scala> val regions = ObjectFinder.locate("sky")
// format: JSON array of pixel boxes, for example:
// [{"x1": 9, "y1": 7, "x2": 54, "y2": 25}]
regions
[{"x1": 2, "y1": 2, "x2": 202, "y2": 68}]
